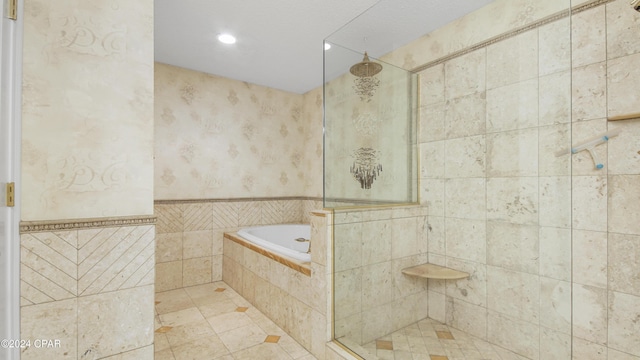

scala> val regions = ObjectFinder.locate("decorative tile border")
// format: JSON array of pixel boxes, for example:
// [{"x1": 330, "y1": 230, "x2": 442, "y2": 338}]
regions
[
  {"x1": 411, "y1": 0, "x2": 614, "y2": 73},
  {"x1": 154, "y1": 196, "x2": 322, "y2": 205},
  {"x1": 20, "y1": 215, "x2": 156, "y2": 233},
  {"x1": 224, "y1": 232, "x2": 311, "y2": 276}
]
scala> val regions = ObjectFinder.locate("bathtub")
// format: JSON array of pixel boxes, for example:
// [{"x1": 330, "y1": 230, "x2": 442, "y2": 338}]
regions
[{"x1": 236, "y1": 224, "x2": 311, "y2": 262}]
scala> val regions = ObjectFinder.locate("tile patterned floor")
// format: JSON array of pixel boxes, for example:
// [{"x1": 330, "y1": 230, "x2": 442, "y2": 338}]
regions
[
  {"x1": 155, "y1": 281, "x2": 525, "y2": 360},
  {"x1": 356, "y1": 318, "x2": 528, "y2": 360},
  {"x1": 154, "y1": 281, "x2": 317, "y2": 360}
]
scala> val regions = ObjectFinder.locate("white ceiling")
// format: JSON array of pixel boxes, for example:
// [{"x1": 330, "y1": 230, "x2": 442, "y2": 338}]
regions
[{"x1": 154, "y1": 0, "x2": 495, "y2": 94}]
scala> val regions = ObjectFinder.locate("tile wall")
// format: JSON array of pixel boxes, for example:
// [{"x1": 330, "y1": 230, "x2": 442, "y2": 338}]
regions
[
  {"x1": 418, "y1": 17, "x2": 573, "y2": 359},
  {"x1": 154, "y1": 199, "x2": 321, "y2": 292},
  {"x1": 332, "y1": 206, "x2": 431, "y2": 345},
  {"x1": 329, "y1": 0, "x2": 639, "y2": 359},
  {"x1": 413, "y1": 0, "x2": 640, "y2": 358},
  {"x1": 19, "y1": 220, "x2": 155, "y2": 359}
]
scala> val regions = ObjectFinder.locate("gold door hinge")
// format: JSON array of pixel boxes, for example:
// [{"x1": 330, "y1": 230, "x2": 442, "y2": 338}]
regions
[
  {"x1": 7, "y1": 0, "x2": 17, "y2": 20},
  {"x1": 5, "y1": 182, "x2": 14, "y2": 207}
]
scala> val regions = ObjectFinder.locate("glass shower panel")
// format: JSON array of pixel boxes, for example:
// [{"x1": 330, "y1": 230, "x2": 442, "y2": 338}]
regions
[
  {"x1": 323, "y1": 43, "x2": 418, "y2": 208},
  {"x1": 325, "y1": 1, "x2": 573, "y2": 359}
]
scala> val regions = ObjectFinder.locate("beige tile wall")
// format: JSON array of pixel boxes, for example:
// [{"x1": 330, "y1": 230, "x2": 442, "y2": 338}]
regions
[
  {"x1": 414, "y1": 0, "x2": 640, "y2": 358},
  {"x1": 381, "y1": 0, "x2": 572, "y2": 70},
  {"x1": 20, "y1": 224, "x2": 155, "y2": 359},
  {"x1": 332, "y1": 206, "x2": 430, "y2": 345},
  {"x1": 155, "y1": 199, "x2": 322, "y2": 292}
]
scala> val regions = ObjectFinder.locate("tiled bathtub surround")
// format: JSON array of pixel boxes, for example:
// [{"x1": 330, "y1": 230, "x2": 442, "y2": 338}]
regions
[
  {"x1": 224, "y1": 232, "x2": 311, "y2": 276},
  {"x1": 19, "y1": 220, "x2": 155, "y2": 359},
  {"x1": 223, "y1": 237, "x2": 314, "y2": 352},
  {"x1": 221, "y1": 211, "x2": 332, "y2": 360},
  {"x1": 154, "y1": 198, "x2": 321, "y2": 292}
]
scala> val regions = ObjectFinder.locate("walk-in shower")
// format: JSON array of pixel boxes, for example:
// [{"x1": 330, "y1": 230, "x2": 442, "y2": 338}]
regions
[{"x1": 323, "y1": 0, "x2": 583, "y2": 358}]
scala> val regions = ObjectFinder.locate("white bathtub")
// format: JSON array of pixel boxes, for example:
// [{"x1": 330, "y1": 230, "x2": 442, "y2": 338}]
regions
[{"x1": 236, "y1": 224, "x2": 311, "y2": 262}]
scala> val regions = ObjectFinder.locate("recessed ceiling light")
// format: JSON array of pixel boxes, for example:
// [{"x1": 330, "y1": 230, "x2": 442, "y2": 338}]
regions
[
  {"x1": 217, "y1": 33, "x2": 236, "y2": 44},
  {"x1": 324, "y1": 42, "x2": 331, "y2": 51}
]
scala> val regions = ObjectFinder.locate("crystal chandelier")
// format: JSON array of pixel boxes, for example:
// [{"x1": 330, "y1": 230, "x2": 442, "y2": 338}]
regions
[
  {"x1": 350, "y1": 147, "x2": 383, "y2": 189},
  {"x1": 350, "y1": 52, "x2": 382, "y2": 102}
]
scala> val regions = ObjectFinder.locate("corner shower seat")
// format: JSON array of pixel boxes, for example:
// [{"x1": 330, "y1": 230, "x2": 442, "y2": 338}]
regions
[{"x1": 401, "y1": 263, "x2": 469, "y2": 280}]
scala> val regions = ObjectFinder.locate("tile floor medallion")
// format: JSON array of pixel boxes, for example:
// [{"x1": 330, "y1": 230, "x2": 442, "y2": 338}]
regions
[{"x1": 154, "y1": 281, "x2": 317, "y2": 360}]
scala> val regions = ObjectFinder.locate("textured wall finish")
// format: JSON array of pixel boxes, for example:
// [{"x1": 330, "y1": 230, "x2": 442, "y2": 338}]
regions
[
  {"x1": 300, "y1": 87, "x2": 324, "y2": 198},
  {"x1": 21, "y1": 0, "x2": 154, "y2": 221},
  {"x1": 154, "y1": 63, "x2": 322, "y2": 200}
]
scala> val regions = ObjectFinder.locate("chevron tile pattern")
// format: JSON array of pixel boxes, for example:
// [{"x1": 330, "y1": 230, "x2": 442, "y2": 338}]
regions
[
  {"x1": 21, "y1": 224, "x2": 155, "y2": 305},
  {"x1": 155, "y1": 204, "x2": 183, "y2": 234},
  {"x1": 183, "y1": 203, "x2": 213, "y2": 231},
  {"x1": 282, "y1": 200, "x2": 302, "y2": 223},
  {"x1": 212, "y1": 202, "x2": 239, "y2": 228},
  {"x1": 238, "y1": 201, "x2": 262, "y2": 226},
  {"x1": 261, "y1": 201, "x2": 283, "y2": 225},
  {"x1": 302, "y1": 200, "x2": 323, "y2": 224},
  {"x1": 156, "y1": 199, "x2": 317, "y2": 232},
  {"x1": 20, "y1": 232, "x2": 78, "y2": 304}
]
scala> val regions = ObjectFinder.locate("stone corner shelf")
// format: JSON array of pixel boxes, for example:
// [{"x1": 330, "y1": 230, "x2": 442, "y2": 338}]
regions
[{"x1": 401, "y1": 263, "x2": 469, "y2": 280}]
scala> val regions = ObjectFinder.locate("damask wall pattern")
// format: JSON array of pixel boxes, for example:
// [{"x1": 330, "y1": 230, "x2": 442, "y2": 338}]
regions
[
  {"x1": 154, "y1": 63, "x2": 323, "y2": 200},
  {"x1": 299, "y1": 86, "x2": 324, "y2": 198},
  {"x1": 21, "y1": 0, "x2": 155, "y2": 221}
]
